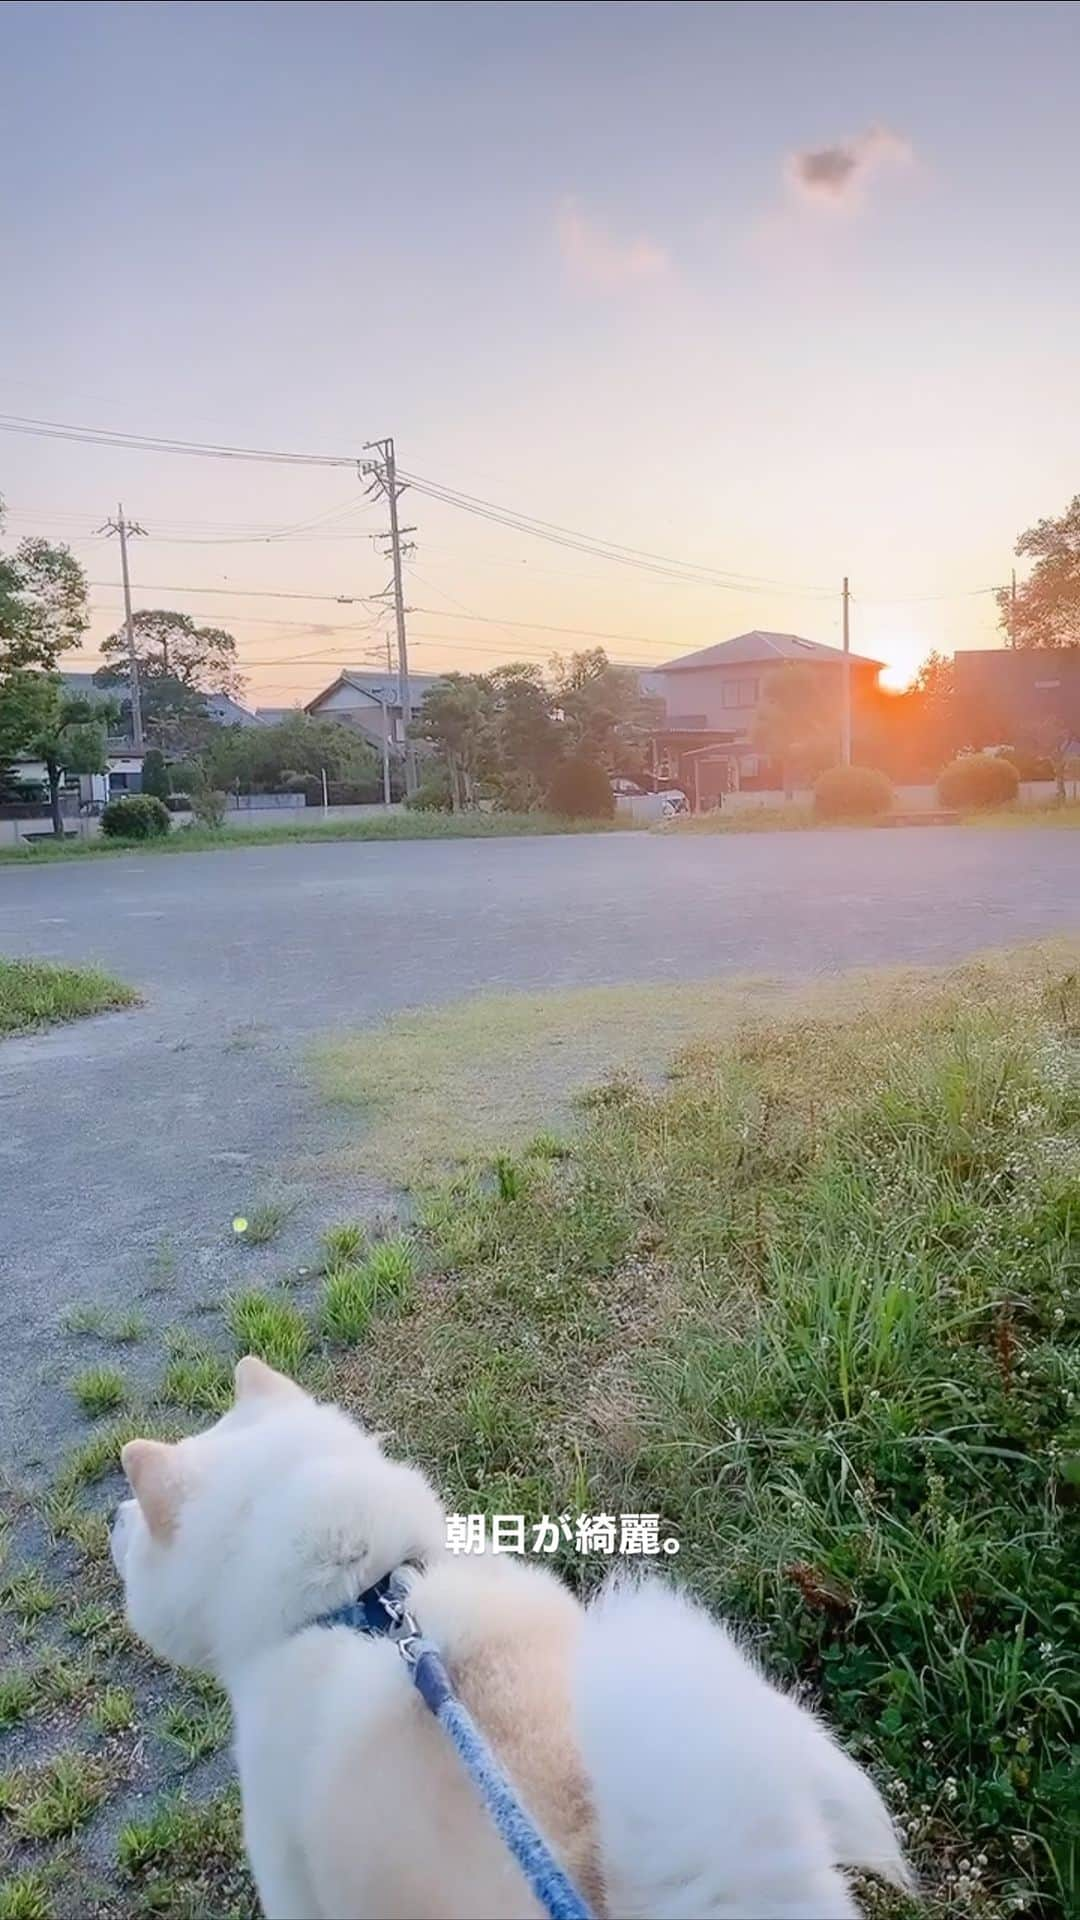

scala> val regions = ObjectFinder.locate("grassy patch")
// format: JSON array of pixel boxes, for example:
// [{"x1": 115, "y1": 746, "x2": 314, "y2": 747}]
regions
[
  {"x1": 71, "y1": 1366, "x2": 127, "y2": 1419},
  {"x1": 234, "y1": 1201, "x2": 291, "y2": 1247},
  {"x1": 0, "y1": 810, "x2": 638, "y2": 866},
  {"x1": 0, "y1": 1671, "x2": 35, "y2": 1731},
  {"x1": 159, "y1": 1688, "x2": 230, "y2": 1765},
  {"x1": 160, "y1": 1343, "x2": 232, "y2": 1415},
  {"x1": 0, "y1": 1871, "x2": 53, "y2": 1920},
  {"x1": 0, "y1": 1570, "x2": 56, "y2": 1628},
  {"x1": 320, "y1": 1220, "x2": 366, "y2": 1266},
  {"x1": 90, "y1": 1685, "x2": 136, "y2": 1735},
  {"x1": 117, "y1": 1789, "x2": 255, "y2": 1916},
  {"x1": 310, "y1": 959, "x2": 1048, "y2": 1182},
  {"x1": 320, "y1": 1264, "x2": 377, "y2": 1344},
  {"x1": 4, "y1": 1752, "x2": 109, "y2": 1842},
  {"x1": 225, "y1": 1291, "x2": 310, "y2": 1372},
  {"x1": 328, "y1": 958, "x2": 1080, "y2": 1916},
  {"x1": 0, "y1": 960, "x2": 138, "y2": 1036},
  {"x1": 660, "y1": 801, "x2": 815, "y2": 834}
]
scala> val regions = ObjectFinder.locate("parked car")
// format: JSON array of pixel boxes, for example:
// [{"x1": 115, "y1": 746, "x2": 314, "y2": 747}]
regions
[{"x1": 611, "y1": 777, "x2": 688, "y2": 821}]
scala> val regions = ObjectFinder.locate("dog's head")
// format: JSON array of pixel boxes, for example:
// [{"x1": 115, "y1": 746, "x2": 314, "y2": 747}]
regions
[{"x1": 112, "y1": 1357, "x2": 446, "y2": 1676}]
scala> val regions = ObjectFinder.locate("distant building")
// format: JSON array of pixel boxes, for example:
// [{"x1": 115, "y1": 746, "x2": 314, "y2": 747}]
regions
[
  {"x1": 646, "y1": 630, "x2": 882, "y2": 804},
  {"x1": 305, "y1": 669, "x2": 441, "y2": 755},
  {"x1": 954, "y1": 648, "x2": 1080, "y2": 755}
]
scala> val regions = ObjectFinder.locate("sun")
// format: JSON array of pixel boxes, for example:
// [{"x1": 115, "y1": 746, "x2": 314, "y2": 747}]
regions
[{"x1": 865, "y1": 619, "x2": 932, "y2": 692}]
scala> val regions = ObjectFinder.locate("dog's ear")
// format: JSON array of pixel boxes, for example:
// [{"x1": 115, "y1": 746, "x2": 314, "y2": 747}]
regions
[
  {"x1": 121, "y1": 1439, "x2": 183, "y2": 1542},
  {"x1": 233, "y1": 1355, "x2": 308, "y2": 1407}
]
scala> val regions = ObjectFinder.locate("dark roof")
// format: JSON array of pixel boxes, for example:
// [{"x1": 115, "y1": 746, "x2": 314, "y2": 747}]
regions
[
  {"x1": 655, "y1": 631, "x2": 882, "y2": 671},
  {"x1": 60, "y1": 671, "x2": 112, "y2": 700},
  {"x1": 204, "y1": 692, "x2": 260, "y2": 728}
]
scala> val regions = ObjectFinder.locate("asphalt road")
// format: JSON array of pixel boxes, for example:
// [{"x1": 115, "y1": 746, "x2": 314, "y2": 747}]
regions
[{"x1": 3, "y1": 826, "x2": 1079, "y2": 1469}]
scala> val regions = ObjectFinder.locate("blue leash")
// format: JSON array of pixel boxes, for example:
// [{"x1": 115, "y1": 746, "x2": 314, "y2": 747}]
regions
[{"x1": 315, "y1": 1568, "x2": 595, "y2": 1920}]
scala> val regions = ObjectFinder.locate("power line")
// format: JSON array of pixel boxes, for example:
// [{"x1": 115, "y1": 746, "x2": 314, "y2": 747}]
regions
[{"x1": 0, "y1": 413, "x2": 358, "y2": 467}]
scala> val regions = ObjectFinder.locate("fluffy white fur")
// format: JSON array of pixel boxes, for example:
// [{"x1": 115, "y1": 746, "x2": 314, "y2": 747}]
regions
[{"x1": 112, "y1": 1358, "x2": 908, "y2": 1920}]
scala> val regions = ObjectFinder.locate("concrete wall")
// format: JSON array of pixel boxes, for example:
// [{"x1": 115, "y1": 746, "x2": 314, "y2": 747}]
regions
[{"x1": 716, "y1": 780, "x2": 1067, "y2": 812}]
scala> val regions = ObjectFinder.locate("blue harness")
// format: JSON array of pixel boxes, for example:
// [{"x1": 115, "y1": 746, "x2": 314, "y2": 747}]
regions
[{"x1": 314, "y1": 1567, "x2": 595, "y2": 1920}]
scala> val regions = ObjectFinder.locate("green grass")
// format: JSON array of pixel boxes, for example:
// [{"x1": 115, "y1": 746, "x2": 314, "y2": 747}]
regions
[
  {"x1": 0, "y1": 960, "x2": 138, "y2": 1036},
  {"x1": 311, "y1": 964, "x2": 997, "y2": 1181},
  {"x1": 0, "y1": 1569, "x2": 57, "y2": 1626},
  {"x1": 225, "y1": 1291, "x2": 310, "y2": 1372},
  {"x1": 0, "y1": 1670, "x2": 35, "y2": 1731},
  {"x1": 320, "y1": 1263, "x2": 377, "y2": 1344},
  {"x1": 159, "y1": 1688, "x2": 230, "y2": 1764},
  {"x1": 160, "y1": 1343, "x2": 232, "y2": 1415},
  {"x1": 234, "y1": 1200, "x2": 291, "y2": 1247},
  {"x1": 61, "y1": 1303, "x2": 108, "y2": 1337},
  {"x1": 5, "y1": 1752, "x2": 109, "y2": 1841},
  {"x1": 116, "y1": 1789, "x2": 255, "y2": 1917},
  {"x1": 328, "y1": 958, "x2": 1080, "y2": 1918},
  {"x1": 320, "y1": 1220, "x2": 366, "y2": 1266},
  {"x1": 0, "y1": 810, "x2": 639, "y2": 866},
  {"x1": 0, "y1": 1871, "x2": 53, "y2": 1920},
  {"x1": 90, "y1": 1685, "x2": 136, "y2": 1735},
  {"x1": 71, "y1": 1366, "x2": 128, "y2": 1418}
]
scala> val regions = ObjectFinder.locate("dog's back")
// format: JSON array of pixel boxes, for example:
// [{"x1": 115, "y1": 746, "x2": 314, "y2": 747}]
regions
[{"x1": 575, "y1": 1579, "x2": 909, "y2": 1919}]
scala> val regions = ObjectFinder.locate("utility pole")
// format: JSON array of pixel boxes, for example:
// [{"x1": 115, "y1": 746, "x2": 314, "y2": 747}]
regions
[
  {"x1": 98, "y1": 506, "x2": 147, "y2": 753},
  {"x1": 841, "y1": 574, "x2": 852, "y2": 767},
  {"x1": 363, "y1": 635, "x2": 395, "y2": 808},
  {"x1": 360, "y1": 438, "x2": 417, "y2": 794}
]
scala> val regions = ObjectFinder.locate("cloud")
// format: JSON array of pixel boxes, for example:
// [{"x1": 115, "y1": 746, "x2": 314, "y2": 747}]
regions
[
  {"x1": 786, "y1": 125, "x2": 913, "y2": 209},
  {"x1": 556, "y1": 197, "x2": 669, "y2": 290}
]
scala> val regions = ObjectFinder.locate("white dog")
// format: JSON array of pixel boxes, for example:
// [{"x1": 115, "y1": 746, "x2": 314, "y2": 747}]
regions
[{"x1": 112, "y1": 1358, "x2": 909, "y2": 1920}]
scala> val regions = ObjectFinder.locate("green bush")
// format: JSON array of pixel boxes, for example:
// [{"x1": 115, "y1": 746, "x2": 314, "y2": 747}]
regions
[
  {"x1": 938, "y1": 753, "x2": 1020, "y2": 810},
  {"x1": 141, "y1": 749, "x2": 171, "y2": 802},
  {"x1": 406, "y1": 769, "x2": 453, "y2": 813},
  {"x1": 547, "y1": 757, "x2": 614, "y2": 820},
  {"x1": 100, "y1": 795, "x2": 171, "y2": 841},
  {"x1": 813, "y1": 764, "x2": 894, "y2": 821}
]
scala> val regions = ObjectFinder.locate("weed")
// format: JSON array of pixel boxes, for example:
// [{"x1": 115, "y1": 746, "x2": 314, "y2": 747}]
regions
[
  {"x1": 0, "y1": 1569, "x2": 56, "y2": 1625},
  {"x1": 146, "y1": 1237, "x2": 177, "y2": 1293},
  {"x1": 36, "y1": 1654, "x2": 94, "y2": 1708},
  {"x1": 90, "y1": 1686, "x2": 136, "y2": 1735},
  {"x1": 0, "y1": 1670, "x2": 35, "y2": 1731},
  {"x1": 362, "y1": 1237, "x2": 414, "y2": 1309},
  {"x1": 320, "y1": 1220, "x2": 365, "y2": 1266},
  {"x1": 321, "y1": 1265, "x2": 376, "y2": 1345},
  {"x1": 159, "y1": 1689, "x2": 230, "y2": 1764},
  {"x1": 62, "y1": 1303, "x2": 107, "y2": 1337},
  {"x1": 11, "y1": 1752, "x2": 108, "y2": 1841},
  {"x1": 225, "y1": 1292, "x2": 310, "y2": 1372},
  {"x1": 493, "y1": 1154, "x2": 522, "y2": 1201},
  {"x1": 71, "y1": 1366, "x2": 127, "y2": 1419},
  {"x1": 111, "y1": 1313, "x2": 146, "y2": 1344},
  {"x1": 117, "y1": 1788, "x2": 246, "y2": 1881},
  {"x1": 0, "y1": 1870, "x2": 53, "y2": 1920},
  {"x1": 236, "y1": 1202, "x2": 292, "y2": 1247},
  {"x1": 42, "y1": 1497, "x2": 110, "y2": 1562},
  {"x1": 161, "y1": 1345, "x2": 232, "y2": 1415},
  {"x1": 0, "y1": 960, "x2": 138, "y2": 1036}
]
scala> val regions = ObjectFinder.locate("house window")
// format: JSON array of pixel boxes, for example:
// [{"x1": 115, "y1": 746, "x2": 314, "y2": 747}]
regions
[
  {"x1": 721, "y1": 678, "x2": 759, "y2": 709},
  {"x1": 667, "y1": 713, "x2": 708, "y2": 730}
]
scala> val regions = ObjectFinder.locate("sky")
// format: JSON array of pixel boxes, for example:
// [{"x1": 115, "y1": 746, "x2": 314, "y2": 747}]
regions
[{"x1": 2, "y1": 0, "x2": 1079, "y2": 702}]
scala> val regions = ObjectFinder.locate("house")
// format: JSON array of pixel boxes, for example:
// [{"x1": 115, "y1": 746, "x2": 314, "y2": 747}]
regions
[
  {"x1": 304, "y1": 670, "x2": 441, "y2": 754},
  {"x1": 645, "y1": 630, "x2": 882, "y2": 805},
  {"x1": 954, "y1": 649, "x2": 1080, "y2": 757}
]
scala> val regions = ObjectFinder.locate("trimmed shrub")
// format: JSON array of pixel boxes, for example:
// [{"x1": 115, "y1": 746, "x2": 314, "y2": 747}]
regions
[
  {"x1": 141, "y1": 749, "x2": 171, "y2": 802},
  {"x1": 100, "y1": 795, "x2": 171, "y2": 840},
  {"x1": 813, "y1": 765, "x2": 894, "y2": 821},
  {"x1": 547, "y1": 757, "x2": 614, "y2": 820},
  {"x1": 937, "y1": 754, "x2": 1020, "y2": 810}
]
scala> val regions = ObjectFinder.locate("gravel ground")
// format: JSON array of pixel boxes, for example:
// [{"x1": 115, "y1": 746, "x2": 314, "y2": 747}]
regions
[{"x1": 2, "y1": 824, "x2": 1079, "y2": 1473}]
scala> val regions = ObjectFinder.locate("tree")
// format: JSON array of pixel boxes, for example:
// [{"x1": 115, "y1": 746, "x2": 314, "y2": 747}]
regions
[
  {"x1": 998, "y1": 494, "x2": 1080, "y2": 650},
  {"x1": 487, "y1": 664, "x2": 560, "y2": 809},
  {"x1": 97, "y1": 608, "x2": 241, "y2": 694},
  {"x1": 24, "y1": 680, "x2": 112, "y2": 836},
  {"x1": 753, "y1": 664, "x2": 837, "y2": 795},
  {"x1": 412, "y1": 674, "x2": 496, "y2": 811},
  {"x1": 141, "y1": 747, "x2": 171, "y2": 801},
  {"x1": 201, "y1": 712, "x2": 379, "y2": 795},
  {"x1": 554, "y1": 649, "x2": 659, "y2": 774},
  {"x1": 0, "y1": 520, "x2": 88, "y2": 677}
]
